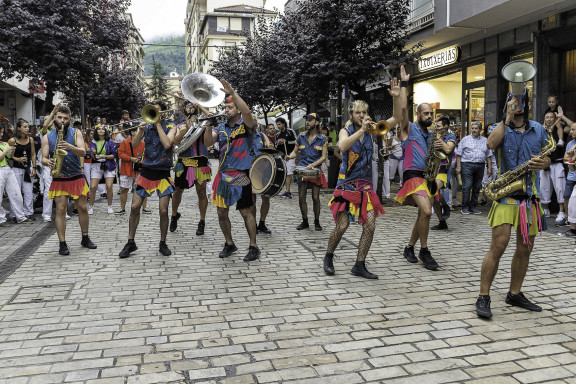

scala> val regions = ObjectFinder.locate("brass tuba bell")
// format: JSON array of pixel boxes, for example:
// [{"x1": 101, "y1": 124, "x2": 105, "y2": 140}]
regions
[{"x1": 181, "y1": 73, "x2": 225, "y2": 108}]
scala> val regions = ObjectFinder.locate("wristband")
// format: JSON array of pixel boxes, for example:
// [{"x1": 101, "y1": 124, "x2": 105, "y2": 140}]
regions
[{"x1": 400, "y1": 81, "x2": 408, "y2": 88}]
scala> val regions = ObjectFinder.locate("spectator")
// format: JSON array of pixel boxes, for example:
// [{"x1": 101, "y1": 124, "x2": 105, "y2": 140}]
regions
[
  {"x1": 88, "y1": 125, "x2": 117, "y2": 214},
  {"x1": 116, "y1": 126, "x2": 147, "y2": 215},
  {"x1": 544, "y1": 95, "x2": 566, "y2": 147},
  {"x1": 8, "y1": 119, "x2": 36, "y2": 219},
  {"x1": 328, "y1": 121, "x2": 338, "y2": 145},
  {"x1": 275, "y1": 117, "x2": 297, "y2": 199},
  {"x1": 561, "y1": 114, "x2": 576, "y2": 237},
  {"x1": 266, "y1": 123, "x2": 277, "y2": 146}
]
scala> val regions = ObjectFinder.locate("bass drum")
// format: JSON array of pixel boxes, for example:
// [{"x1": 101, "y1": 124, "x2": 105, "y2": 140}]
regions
[{"x1": 250, "y1": 154, "x2": 286, "y2": 196}]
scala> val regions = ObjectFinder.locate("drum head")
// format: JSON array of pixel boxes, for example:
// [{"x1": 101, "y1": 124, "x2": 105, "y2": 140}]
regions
[
  {"x1": 250, "y1": 155, "x2": 275, "y2": 194},
  {"x1": 259, "y1": 148, "x2": 283, "y2": 157}
]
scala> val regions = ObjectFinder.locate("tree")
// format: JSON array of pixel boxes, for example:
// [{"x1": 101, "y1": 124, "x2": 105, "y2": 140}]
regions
[
  {"x1": 0, "y1": 0, "x2": 135, "y2": 108},
  {"x1": 148, "y1": 55, "x2": 172, "y2": 111}
]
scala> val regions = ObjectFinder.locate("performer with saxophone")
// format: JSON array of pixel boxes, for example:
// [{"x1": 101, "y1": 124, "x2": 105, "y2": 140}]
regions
[
  {"x1": 118, "y1": 100, "x2": 177, "y2": 259},
  {"x1": 475, "y1": 92, "x2": 552, "y2": 319},
  {"x1": 203, "y1": 80, "x2": 261, "y2": 262},
  {"x1": 41, "y1": 105, "x2": 97, "y2": 255},
  {"x1": 323, "y1": 72, "x2": 404, "y2": 279},
  {"x1": 394, "y1": 67, "x2": 442, "y2": 270},
  {"x1": 170, "y1": 102, "x2": 213, "y2": 235}
]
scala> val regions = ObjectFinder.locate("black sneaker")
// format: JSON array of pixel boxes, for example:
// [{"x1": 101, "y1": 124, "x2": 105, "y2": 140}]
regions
[
  {"x1": 257, "y1": 222, "x2": 271, "y2": 234},
  {"x1": 72, "y1": 209, "x2": 78, "y2": 216},
  {"x1": 351, "y1": 261, "x2": 378, "y2": 279},
  {"x1": 505, "y1": 292, "x2": 542, "y2": 312},
  {"x1": 419, "y1": 248, "x2": 439, "y2": 270},
  {"x1": 297, "y1": 220, "x2": 309, "y2": 230},
  {"x1": 59, "y1": 242, "x2": 70, "y2": 256},
  {"x1": 196, "y1": 220, "x2": 205, "y2": 235},
  {"x1": 114, "y1": 209, "x2": 126, "y2": 215},
  {"x1": 101, "y1": 193, "x2": 107, "y2": 198},
  {"x1": 243, "y1": 246, "x2": 260, "y2": 261},
  {"x1": 431, "y1": 221, "x2": 448, "y2": 230},
  {"x1": 169, "y1": 212, "x2": 181, "y2": 232},
  {"x1": 476, "y1": 295, "x2": 492, "y2": 319},
  {"x1": 470, "y1": 207, "x2": 481, "y2": 215},
  {"x1": 314, "y1": 219, "x2": 322, "y2": 231},
  {"x1": 219, "y1": 243, "x2": 238, "y2": 258},
  {"x1": 159, "y1": 242, "x2": 171, "y2": 256},
  {"x1": 323, "y1": 253, "x2": 335, "y2": 275},
  {"x1": 403, "y1": 246, "x2": 418, "y2": 263},
  {"x1": 81, "y1": 236, "x2": 97, "y2": 249},
  {"x1": 461, "y1": 207, "x2": 470, "y2": 215},
  {"x1": 119, "y1": 242, "x2": 138, "y2": 259}
]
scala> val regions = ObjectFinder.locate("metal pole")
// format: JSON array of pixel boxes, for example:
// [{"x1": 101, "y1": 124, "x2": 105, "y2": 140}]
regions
[{"x1": 80, "y1": 93, "x2": 86, "y2": 131}]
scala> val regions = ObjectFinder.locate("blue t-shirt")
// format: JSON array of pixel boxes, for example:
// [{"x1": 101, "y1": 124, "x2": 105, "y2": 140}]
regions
[
  {"x1": 252, "y1": 131, "x2": 265, "y2": 157},
  {"x1": 439, "y1": 131, "x2": 457, "y2": 167},
  {"x1": 142, "y1": 121, "x2": 175, "y2": 170},
  {"x1": 337, "y1": 124, "x2": 373, "y2": 189},
  {"x1": 296, "y1": 133, "x2": 327, "y2": 167},
  {"x1": 215, "y1": 118, "x2": 255, "y2": 172},
  {"x1": 566, "y1": 139, "x2": 576, "y2": 182},
  {"x1": 402, "y1": 122, "x2": 430, "y2": 172},
  {"x1": 48, "y1": 127, "x2": 82, "y2": 177}
]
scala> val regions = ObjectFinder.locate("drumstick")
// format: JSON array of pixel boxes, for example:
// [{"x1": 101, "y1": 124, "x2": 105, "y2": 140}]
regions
[{"x1": 283, "y1": 141, "x2": 287, "y2": 155}]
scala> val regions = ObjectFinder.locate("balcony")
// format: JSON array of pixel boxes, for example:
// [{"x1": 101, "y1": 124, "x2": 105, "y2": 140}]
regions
[{"x1": 408, "y1": 0, "x2": 435, "y2": 33}]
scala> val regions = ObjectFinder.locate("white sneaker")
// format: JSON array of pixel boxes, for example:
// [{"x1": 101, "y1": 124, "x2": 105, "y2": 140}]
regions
[
  {"x1": 43, "y1": 217, "x2": 52, "y2": 223},
  {"x1": 558, "y1": 139, "x2": 565, "y2": 147},
  {"x1": 555, "y1": 212, "x2": 566, "y2": 224},
  {"x1": 88, "y1": 206, "x2": 94, "y2": 215},
  {"x1": 107, "y1": 206, "x2": 114, "y2": 214},
  {"x1": 66, "y1": 214, "x2": 71, "y2": 221},
  {"x1": 543, "y1": 209, "x2": 551, "y2": 217}
]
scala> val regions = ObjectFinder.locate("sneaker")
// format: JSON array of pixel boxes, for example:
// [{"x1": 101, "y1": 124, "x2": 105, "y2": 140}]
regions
[
  {"x1": 543, "y1": 209, "x2": 551, "y2": 217},
  {"x1": 115, "y1": 209, "x2": 126, "y2": 215},
  {"x1": 18, "y1": 218, "x2": 34, "y2": 224},
  {"x1": 159, "y1": 242, "x2": 172, "y2": 256},
  {"x1": 314, "y1": 219, "x2": 322, "y2": 231},
  {"x1": 219, "y1": 243, "x2": 238, "y2": 258},
  {"x1": 556, "y1": 218, "x2": 569, "y2": 227},
  {"x1": 88, "y1": 206, "x2": 94, "y2": 215},
  {"x1": 418, "y1": 248, "x2": 439, "y2": 270},
  {"x1": 280, "y1": 192, "x2": 292, "y2": 199},
  {"x1": 558, "y1": 139, "x2": 565, "y2": 147},
  {"x1": 470, "y1": 207, "x2": 481, "y2": 215},
  {"x1": 403, "y1": 246, "x2": 418, "y2": 263},
  {"x1": 65, "y1": 214, "x2": 71, "y2": 221},
  {"x1": 461, "y1": 207, "x2": 470, "y2": 215},
  {"x1": 0, "y1": 221, "x2": 10, "y2": 227},
  {"x1": 169, "y1": 212, "x2": 181, "y2": 232},
  {"x1": 196, "y1": 220, "x2": 205, "y2": 235},
  {"x1": 42, "y1": 217, "x2": 52, "y2": 223},
  {"x1": 100, "y1": 193, "x2": 107, "y2": 198},
  {"x1": 81, "y1": 236, "x2": 97, "y2": 249},
  {"x1": 476, "y1": 295, "x2": 492, "y2": 319},
  {"x1": 117, "y1": 189, "x2": 122, "y2": 195},
  {"x1": 323, "y1": 253, "x2": 335, "y2": 275},
  {"x1": 72, "y1": 209, "x2": 78, "y2": 215},
  {"x1": 505, "y1": 292, "x2": 542, "y2": 312},
  {"x1": 562, "y1": 230, "x2": 576, "y2": 237},
  {"x1": 297, "y1": 220, "x2": 309, "y2": 230},
  {"x1": 257, "y1": 222, "x2": 271, "y2": 234},
  {"x1": 555, "y1": 212, "x2": 567, "y2": 226},
  {"x1": 243, "y1": 245, "x2": 261, "y2": 261},
  {"x1": 431, "y1": 221, "x2": 448, "y2": 230},
  {"x1": 441, "y1": 204, "x2": 451, "y2": 220},
  {"x1": 119, "y1": 242, "x2": 138, "y2": 258},
  {"x1": 351, "y1": 261, "x2": 378, "y2": 279},
  {"x1": 59, "y1": 243, "x2": 70, "y2": 256},
  {"x1": 142, "y1": 208, "x2": 152, "y2": 214},
  {"x1": 107, "y1": 206, "x2": 113, "y2": 214}
]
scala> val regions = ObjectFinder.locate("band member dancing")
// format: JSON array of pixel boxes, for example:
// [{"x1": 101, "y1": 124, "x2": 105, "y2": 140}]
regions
[
  {"x1": 475, "y1": 93, "x2": 551, "y2": 319},
  {"x1": 324, "y1": 75, "x2": 403, "y2": 279},
  {"x1": 170, "y1": 102, "x2": 213, "y2": 235},
  {"x1": 430, "y1": 115, "x2": 456, "y2": 230},
  {"x1": 119, "y1": 100, "x2": 176, "y2": 258},
  {"x1": 394, "y1": 68, "x2": 441, "y2": 270},
  {"x1": 204, "y1": 80, "x2": 260, "y2": 262},
  {"x1": 41, "y1": 105, "x2": 97, "y2": 255},
  {"x1": 286, "y1": 113, "x2": 327, "y2": 231}
]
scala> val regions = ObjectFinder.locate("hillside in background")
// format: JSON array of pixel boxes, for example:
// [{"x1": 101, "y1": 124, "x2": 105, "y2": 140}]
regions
[{"x1": 143, "y1": 35, "x2": 186, "y2": 76}]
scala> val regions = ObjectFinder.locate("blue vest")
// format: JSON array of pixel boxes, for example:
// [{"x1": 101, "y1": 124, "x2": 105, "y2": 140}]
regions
[
  {"x1": 337, "y1": 124, "x2": 373, "y2": 189},
  {"x1": 402, "y1": 122, "x2": 430, "y2": 172},
  {"x1": 142, "y1": 121, "x2": 174, "y2": 170},
  {"x1": 216, "y1": 118, "x2": 254, "y2": 171},
  {"x1": 48, "y1": 127, "x2": 82, "y2": 177},
  {"x1": 296, "y1": 132, "x2": 327, "y2": 166}
]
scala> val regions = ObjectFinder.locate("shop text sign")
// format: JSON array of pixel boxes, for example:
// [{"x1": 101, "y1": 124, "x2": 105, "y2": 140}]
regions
[{"x1": 419, "y1": 47, "x2": 460, "y2": 72}]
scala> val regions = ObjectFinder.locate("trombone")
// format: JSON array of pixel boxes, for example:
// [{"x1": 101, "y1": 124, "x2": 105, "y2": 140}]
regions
[{"x1": 109, "y1": 105, "x2": 174, "y2": 135}]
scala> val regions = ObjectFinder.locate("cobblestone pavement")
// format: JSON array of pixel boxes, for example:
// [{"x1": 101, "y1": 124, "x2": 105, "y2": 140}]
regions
[{"x1": 1, "y1": 169, "x2": 576, "y2": 383}]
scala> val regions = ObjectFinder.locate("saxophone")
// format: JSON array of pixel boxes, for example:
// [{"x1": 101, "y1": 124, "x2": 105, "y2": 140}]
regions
[
  {"x1": 50, "y1": 122, "x2": 68, "y2": 177},
  {"x1": 423, "y1": 123, "x2": 449, "y2": 181},
  {"x1": 485, "y1": 132, "x2": 556, "y2": 201}
]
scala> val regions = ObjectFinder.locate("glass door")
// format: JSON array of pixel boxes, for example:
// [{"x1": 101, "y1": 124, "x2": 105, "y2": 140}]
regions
[{"x1": 467, "y1": 87, "x2": 485, "y2": 134}]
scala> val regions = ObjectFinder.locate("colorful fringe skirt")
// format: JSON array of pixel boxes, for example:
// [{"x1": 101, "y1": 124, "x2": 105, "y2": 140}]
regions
[
  {"x1": 395, "y1": 170, "x2": 439, "y2": 206},
  {"x1": 174, "y1": 157, "x2": 211, "y2": 189},
  {"x1": 48, "y1": 174, "x2": 89, "y2": 199},
  {"x1": 488, "y1": 196, "x2": 547, "y2": 244},
  {"x1": 211, "y1": 171, "x2": 252, "y2": 209},
  {"x1": 297, "y1": 174, "x2": 328, "y2": 188},
  {"x1": 329, "y1": 188, "x2": 385, "y2": 224},
  {"x1": 134, "y1": 168, "x2": 175, "y2": 198}
]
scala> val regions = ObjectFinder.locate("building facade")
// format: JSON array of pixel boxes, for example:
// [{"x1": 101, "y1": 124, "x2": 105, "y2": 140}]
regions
[{"x1": 406, "y1": 0, "x2": 576, "y2": 136}]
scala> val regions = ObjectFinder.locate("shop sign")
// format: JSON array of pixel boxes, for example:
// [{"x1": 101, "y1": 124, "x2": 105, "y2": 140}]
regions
[{"x1": 418, "y1": 47, "x2": 460, "y2": 72}]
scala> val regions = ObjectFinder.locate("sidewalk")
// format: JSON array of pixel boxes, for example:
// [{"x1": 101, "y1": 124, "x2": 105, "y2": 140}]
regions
[{"x1": 1, "y1": 176, "x2": 576, "y2": 383}]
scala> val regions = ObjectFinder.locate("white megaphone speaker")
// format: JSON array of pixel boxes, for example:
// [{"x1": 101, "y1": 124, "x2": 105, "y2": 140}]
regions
[{"x1": 501, "y1": 60, "x2": 537, "y2": 110}]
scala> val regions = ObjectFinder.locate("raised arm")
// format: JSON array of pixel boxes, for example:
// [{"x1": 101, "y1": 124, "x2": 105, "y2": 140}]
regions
[
  {"x1": 220, "y1": 79, "x2": 254, "y2": 130},
  {"x1": 487, "y1": 97, "x2": 518, "y2": 150},
  {"x1": 398, "y1": 66, "x2": 410, "y2": 141}
]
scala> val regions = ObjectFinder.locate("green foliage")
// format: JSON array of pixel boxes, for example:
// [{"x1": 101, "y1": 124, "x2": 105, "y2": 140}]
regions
[
  {"x1": 148, "y1": 56, "x2": 172, "y2": 111},
  {"x1": 143, "y1": 35, "x2": 186, "y2": 76}
]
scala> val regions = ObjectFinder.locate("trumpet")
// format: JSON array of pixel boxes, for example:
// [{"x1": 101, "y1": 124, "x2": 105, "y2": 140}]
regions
[
  {"x1": 111, "y1": 105, "x2": 175, "y2": 135},
  {"x1": 368, "y1": 120, "x2": 392, "y2": 136}
]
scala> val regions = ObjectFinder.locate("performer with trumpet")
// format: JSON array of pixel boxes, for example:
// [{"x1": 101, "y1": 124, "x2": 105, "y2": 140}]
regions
[
  {"x1": 323, "y1": 71, "x2": 404, "y2": 279},
  {"x1": 203, "y1": 79, "x2": 261, "y2": 262},
  {"x1": 475, "y1": 61, "x2": 551, "y2": 319},
  {"x1": 41, "y1": 105, "x2": 96, "y2": 255},
  {"x1": 170, "y1": 102, "x2": 213, "y2": 235},
  {"x1": 119, "y1": 100, "x2": 177, "y2": 259}
]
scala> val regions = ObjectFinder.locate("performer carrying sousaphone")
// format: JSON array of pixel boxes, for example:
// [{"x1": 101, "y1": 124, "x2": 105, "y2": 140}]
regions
[
  {"x1": 323, "y1": 71, "x2": 404, "y2": 279},
  {"x1": 286, "y1": 113, "x2": 327, "y2": 231}
]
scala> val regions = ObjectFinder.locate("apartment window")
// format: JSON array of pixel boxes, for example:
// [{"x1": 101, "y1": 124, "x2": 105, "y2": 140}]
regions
[
  {"x1": 217, "y1": 17, "x2": 242, "y2": 32},
  {"x1": 230, "y1": 18, "x2": 241, "y2": 30}
]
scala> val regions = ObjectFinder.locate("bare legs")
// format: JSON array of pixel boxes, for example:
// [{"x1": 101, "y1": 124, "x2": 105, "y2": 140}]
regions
[
  {"x1": 217, "y1": 206, "x2": 257, "y2": 247},
  {"x1": 408, "y1": 194, "x2": 434, "y2": 248},
  {"x1": 298, "y1": 182, "x2": 321, "y2": 220},
  {"x1": 54, "y1": 195, "x2": 89, "y2": 242}
]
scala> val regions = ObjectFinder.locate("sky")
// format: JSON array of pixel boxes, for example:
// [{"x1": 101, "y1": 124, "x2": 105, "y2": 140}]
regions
[{"x1": 128, "y1": 0, "x2": 286, "y2": 42}]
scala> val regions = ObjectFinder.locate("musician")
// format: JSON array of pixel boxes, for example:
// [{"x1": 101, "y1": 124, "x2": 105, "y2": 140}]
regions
[
  {"x1": 394, "y1": 68, "x2": 441, "y2": 271},
  {"x1": 475, "y1": 93, "x2": 551, "y2": 319},
  {"x1": 170, "y1": 102, "x2": 212, "y2": 235},
  {"x1": 118, "y1": 100, "x2": 177, "y2": 259},
  {"x1": 41, "y1": 105, "x2": 96, "y2": 255},
  {"x1": 275, "y1": 117, "x2": 297, "y2": 199},
  {"x1": 116, "y1": 125, "x2": 147, "y2": 215},
  {"x1": 251, "y1": 129, "x2": 273, "y2": 234},
  {"x1": 203, "y1": 80, "x2": 260, "y2": 262},
  {"x1": 286, "y1": 113, "x2": 328, "y2": 231},
  {"x1": 430, "y1": 116, "x2": 456, "y2": 230},
  {"x1": 324, "y1": 75, "x2": 403, "y2": 279},
  {"x1": 39, "y1": 105, "x2": 59, "y2": 223}
]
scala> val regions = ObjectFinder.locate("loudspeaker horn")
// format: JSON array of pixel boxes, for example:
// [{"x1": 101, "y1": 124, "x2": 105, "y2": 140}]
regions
[{"x1": 501, "y1": 60, "x2": 537, "y2": 97}]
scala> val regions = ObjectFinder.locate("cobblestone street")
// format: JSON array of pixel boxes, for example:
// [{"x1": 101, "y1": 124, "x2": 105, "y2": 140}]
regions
[{"x1": 1, "y1": 174, "x2": 576, "y2": 384}]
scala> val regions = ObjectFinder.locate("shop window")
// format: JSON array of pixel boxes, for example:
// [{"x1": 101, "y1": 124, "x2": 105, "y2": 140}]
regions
[
  {"x1": 467, "y1": 64, "x2": 485, "y2": 83},
  {"x1": 413, "y1": 71, "x2": 462, "y2": 127}
]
